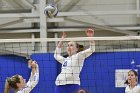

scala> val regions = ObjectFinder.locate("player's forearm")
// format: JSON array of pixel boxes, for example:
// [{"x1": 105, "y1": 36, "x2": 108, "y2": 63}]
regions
[
  {"x1": 22, "y1": 75, "x2": 39, "y2": 93},
  {"x1": 32, "y1": 68, "x2": 36, "y2": 75},
  {"x1": 89, "y1": 40, "x2": 95, "y2": 52},
  {"x1": 32, "y1": 64, "x2": 39, "y2": 75},
  {"x1": 89, "y1": 40, "x2": 95, "y2": 45},
  {"x1": 58, "y1": 41, "x2": 63, "y2": 48}
]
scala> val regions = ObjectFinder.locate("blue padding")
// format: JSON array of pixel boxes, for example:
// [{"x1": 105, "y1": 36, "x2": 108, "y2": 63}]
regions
[
  {"x1": 80, "y1": 52, "x2": 140, "y2": 93},
  {"x1": 0, "y1": 55, "x2": 29, "y2": 93},
  {"x1": 31, "y1": 53, "x2": 57, "y2": 93},
  {"x1": 0, "y1": 53, "x2": 57, "y2": 93},
  {"x1": 0, "y1": 52, "x2": 140, "y2": 93}
]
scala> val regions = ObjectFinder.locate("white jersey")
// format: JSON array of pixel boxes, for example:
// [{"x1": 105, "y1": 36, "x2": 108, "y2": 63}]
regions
[
  {"x1": 54, "y1": 43, "x2": 95, "y2": 85},
  {"x1": 17, "y1": 65, "x2": 39, "y2": 93},
  {"x1": 125, "y1": 85, "x2": 140, "y2": 93}
]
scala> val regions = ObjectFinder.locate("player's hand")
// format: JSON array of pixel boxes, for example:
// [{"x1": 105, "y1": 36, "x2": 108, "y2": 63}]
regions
[
  {"x1": 28, "y1": 59, "x2": 37, "y2": 68},
  {"x1": 62, "y1": 32, "x2": 66, "y2": 39},
  {"x1": 86, "y1": 28, "x2": 94, "y2": 37},
  {"x1": 30, "y1": 60, "x2": 37, "y2": 68}
]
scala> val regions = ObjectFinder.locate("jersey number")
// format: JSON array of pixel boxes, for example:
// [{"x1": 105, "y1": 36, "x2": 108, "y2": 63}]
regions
[{"x1": 63, "y1": 61, "x2": 67, "y2": 67}]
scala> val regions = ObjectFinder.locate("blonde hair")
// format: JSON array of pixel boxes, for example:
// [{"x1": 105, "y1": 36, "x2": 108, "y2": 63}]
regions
[
  {"x1": 4, "y1": 75, "x2": 20, "y2": 93},
  {"x1": 68, "y1": 41, "x2": 84, "y2": 53}
]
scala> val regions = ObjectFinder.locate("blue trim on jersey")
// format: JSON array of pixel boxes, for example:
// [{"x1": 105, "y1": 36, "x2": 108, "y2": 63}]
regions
[
  {"x1": 55, "y1": 84, "x2": 80, "y2": 93},
  {"x1": 19, "y1": 86, "x2": 29, "y2": 91},
  {"x1": 62, "y1": 60, "x2": 67, "y2": 67}
]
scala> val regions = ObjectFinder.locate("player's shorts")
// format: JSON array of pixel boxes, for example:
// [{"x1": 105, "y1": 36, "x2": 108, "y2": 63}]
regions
[{"x1": 55, "y1": 84, "x2": 80, "y2": 93}]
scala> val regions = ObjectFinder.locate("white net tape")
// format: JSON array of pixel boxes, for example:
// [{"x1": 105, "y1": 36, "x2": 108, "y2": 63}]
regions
[{"x1": 0, "y1": 36, "x2": 140, "y2": 43}]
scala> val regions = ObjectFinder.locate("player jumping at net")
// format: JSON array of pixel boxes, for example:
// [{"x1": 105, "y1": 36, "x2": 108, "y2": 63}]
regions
[
  {"x1": 125, "y1": 70, "x2": 140, "y2": 93},
  {"x1": 54, "y1": 28, "x2": 95, "y2": 93},
  {"x1": 4, "y1": 59, "x2": 39, "y2": 93}
]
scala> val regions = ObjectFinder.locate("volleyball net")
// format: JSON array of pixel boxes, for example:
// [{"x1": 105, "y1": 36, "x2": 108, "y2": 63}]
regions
[{"x1": 0, "y1": 36, "x2": 140, "y2": 93}]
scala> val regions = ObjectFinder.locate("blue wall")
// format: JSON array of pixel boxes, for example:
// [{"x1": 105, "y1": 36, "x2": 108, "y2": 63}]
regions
[
  {"x1": 80, "y1": 52, "x2": 140, "y2": 93},
  {"x1": 0, "y1": 52, "x2": 140, "y2": 93},
  {"x1": 0, "y1": 55, "x2": 30, "y2": 93}
]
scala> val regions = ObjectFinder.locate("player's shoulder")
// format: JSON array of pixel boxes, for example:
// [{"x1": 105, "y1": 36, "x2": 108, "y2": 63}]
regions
[
  {"x1": 137, "y1": 84, "x2": 140, "y2": 88},
  {"x1": 137, "y1": 84, "x2": 140, "y2": 86},
  {"x1": 125, "y1": 85, "x2": 129, "y2": 89},
  {"x1": 17, "y1": 86, "x2": 29, "y2": 93}
]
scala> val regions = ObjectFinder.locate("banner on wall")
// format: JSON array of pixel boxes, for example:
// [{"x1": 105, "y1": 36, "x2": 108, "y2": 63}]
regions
[{"x1": 115, "y1": 69, "x2": 138, "y2": 87}]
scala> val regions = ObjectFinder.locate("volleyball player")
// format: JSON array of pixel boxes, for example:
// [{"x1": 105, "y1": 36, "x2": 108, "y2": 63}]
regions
[
  {"x1": 4, "y1": 59, "x2": 39, "y2": 93},
  {"x1": 125, "y1": 70, "x2": 140, "y2": 93},
  {"x1": 54, "y1": 28, "x2": 95, "y2": 93}
]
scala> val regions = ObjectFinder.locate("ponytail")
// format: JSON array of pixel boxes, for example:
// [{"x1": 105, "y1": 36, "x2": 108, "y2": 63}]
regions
[
  {"x1": 4, "y1": 74, "x2": 20, "y2": 93},
  {"x1": 4, "y1": 80, "x2": 10, "y2": 93},
  {"x1": 76, "y1": 43, "x2": 84, "y2": 53}
]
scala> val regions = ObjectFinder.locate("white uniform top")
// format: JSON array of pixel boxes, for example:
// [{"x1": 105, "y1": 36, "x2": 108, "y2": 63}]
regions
[
  {"x1": 125, "y1": 85, "x2": 140, "y2": 93},
  {"x1": 17, "y1": 65, "x2": 39, "y2": 93},
  {"x1": 54, "y1": 43, "x2": 95, "y2": 85}
]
